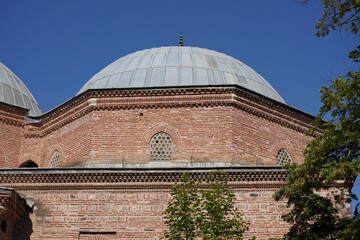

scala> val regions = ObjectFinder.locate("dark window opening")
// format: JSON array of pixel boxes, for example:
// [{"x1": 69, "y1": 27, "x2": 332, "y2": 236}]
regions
[
  {"x1": 19, "y1": 160, "x2": 38, "y2": 168},
  {"x1": 79, "y1": 230, "x2": 116, "y2": 235},
  {"x1": 1, "y1": 221, "x2": 7, "y2": 233}
]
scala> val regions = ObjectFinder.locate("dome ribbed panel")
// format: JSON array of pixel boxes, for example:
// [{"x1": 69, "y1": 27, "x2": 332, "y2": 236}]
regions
[
  {"x1": 77, "y1": 46, "x2": 285, "y2": 103},
  {"x1": 0, "y1": 62, "x2": 41, "y2": 116}
]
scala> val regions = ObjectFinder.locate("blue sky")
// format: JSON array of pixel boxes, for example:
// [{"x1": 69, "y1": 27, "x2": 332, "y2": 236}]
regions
[{"x1": 0, "y1": 0, "x2": 359, "y2": 213}]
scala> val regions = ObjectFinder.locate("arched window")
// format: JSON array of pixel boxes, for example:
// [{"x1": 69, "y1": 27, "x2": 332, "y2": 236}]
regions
[
  {"x1": 276, "y1": 148, "x2": 292, "y2": 166},
  {"x1": 150, "y1": 132, "x2": 172, "y2": 161},
  {"x1": 19, "y1": 160, "x2": 38, "y2": 168},
  {"x1": 49, "y1": 151, "x2": 60, "y2": 167}
]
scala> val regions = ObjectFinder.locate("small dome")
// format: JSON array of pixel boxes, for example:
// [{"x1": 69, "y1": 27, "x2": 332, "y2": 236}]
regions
[
  {"x1": 0, "y1": 62, "x2": 41, "y2": 116},
  {"x1": 78, "y1": 46, "x2": 285, "y2": 103}
]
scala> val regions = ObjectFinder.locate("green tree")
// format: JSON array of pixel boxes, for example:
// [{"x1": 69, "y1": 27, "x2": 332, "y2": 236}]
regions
[
  {"x1": 273, "y1": 1, "x2": 360, "y2": 239},
  {"x1": 199, "y1": 172, "x2": 252, "y2": 240},
  {"x1": 162, "y1": 171, "x2": 253, "y2": 240},
  {"x1": 314, "y1": 0, "x2": 360, "y2": 37},
  {"x1": 162, "y1": 174, "x2": 201, "y2": 240}
]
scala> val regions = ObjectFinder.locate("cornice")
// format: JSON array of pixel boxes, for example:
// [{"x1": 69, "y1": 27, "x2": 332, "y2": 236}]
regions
[
  {"x1": 0, "y1": 168, "x2": 288, "y2": 191},
  {"x1": 0, "y1": 168, "x2": 288, "y2": 183},
  {"x1": 0, "y1": 105, "x2": 26, "y2": 127},
  {"x1": 231, "y1": 94, "x2": 316, "y2": 135},
  {"x1": 24, "y1": 87, "x2": 319, "y2": 138}
]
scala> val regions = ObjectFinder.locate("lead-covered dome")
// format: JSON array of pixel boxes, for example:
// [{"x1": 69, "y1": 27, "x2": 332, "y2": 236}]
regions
[
  {"x1": 78, "y1": 46, "x2": 285, "y2": 103},
  {"x1": 0, "y1": 62, "x2": 41, "y2": 116}
]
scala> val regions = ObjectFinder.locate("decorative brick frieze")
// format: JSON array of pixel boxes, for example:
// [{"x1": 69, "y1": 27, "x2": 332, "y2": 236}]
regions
[
  {"x1": 24, "y1": 87, "x2": 320, "y2": 138},
  {"x1": 0, "y1": 105, "x2": 26, "y2": 127},
  {"x1": 231, "y1": 94, "x2": 316, "y2": 135},
  {"x1": 0, "y1": 168, "x2": 288, "y2": 185},
  {"x1": 25, "y1": 100, "x2": 93, "y2": 138}
]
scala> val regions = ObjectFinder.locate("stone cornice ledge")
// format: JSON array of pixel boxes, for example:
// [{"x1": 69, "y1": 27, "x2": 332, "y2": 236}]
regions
[{"x1": 0, "y1": 167, "x2": 288, "y2": 186}]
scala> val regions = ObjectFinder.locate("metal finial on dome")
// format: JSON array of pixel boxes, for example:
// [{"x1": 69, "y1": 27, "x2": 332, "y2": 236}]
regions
[{"x1": 178, "y1": 32, "x2": 183, "y2": 46}]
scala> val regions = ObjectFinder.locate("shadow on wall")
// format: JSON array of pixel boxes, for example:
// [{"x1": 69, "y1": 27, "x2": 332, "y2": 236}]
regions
[{"x1": 13, "y1": 211, "x2": 32, "y2": 240}]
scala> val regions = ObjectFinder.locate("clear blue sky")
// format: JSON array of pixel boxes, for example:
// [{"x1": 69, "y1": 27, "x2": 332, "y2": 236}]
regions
[{"x1": 0, "y1": 0, "x2": 359, "y2": 213}]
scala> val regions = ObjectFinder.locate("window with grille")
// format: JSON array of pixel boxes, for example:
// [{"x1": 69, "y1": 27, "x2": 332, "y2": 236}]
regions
[
  {"x1": 50, "y1": 151, "x2": 60, "y2": 167},
  {"x1": 276, "y1": 148, "x2": 292, "y2": 166},
  {"x1": 150, "y1": 132, "x2": 172, "y2": 161}
]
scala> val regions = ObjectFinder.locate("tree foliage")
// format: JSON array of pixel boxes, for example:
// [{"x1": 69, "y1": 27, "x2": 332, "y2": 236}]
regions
[
  {"x1": 162, "y1": 174, "x2": 201, "y2": 240},
  {"x1": 314, "y1": 0, "x2": 360, "y2": 37},
  {"x1": 162, "y1": 171, "x2": 253, "y2": 240},
  {"x1": 273, "y1": 71, "x2": 360, "y2": 238},
  {"x1": 273, "y1": 1, "x2": 360, "y2": 239}
]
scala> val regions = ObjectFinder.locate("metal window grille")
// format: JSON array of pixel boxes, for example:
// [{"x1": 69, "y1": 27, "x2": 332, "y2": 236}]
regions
[
  {"x1": 276, "y1": 148, "x2": 292, "y2": 166},
  {"x1": 50, "y1": 151, "x2": 60, "y2": 167},
  {"x1": 150, "y1": 132, "x2": 172, "y2": 161}
]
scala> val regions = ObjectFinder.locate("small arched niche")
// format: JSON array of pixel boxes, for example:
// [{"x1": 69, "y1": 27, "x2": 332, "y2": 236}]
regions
[{"x1": 19, "y1": 160, "x2": 38, "y2": 168}]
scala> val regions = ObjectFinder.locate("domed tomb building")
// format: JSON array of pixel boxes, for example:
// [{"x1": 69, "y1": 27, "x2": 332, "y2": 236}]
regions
[{"x1": 0, "y1": 45, "x2": 349, "y2": 239}]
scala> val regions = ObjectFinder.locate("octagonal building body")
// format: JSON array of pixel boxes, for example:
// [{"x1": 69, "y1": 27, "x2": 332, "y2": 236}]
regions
[{"x1": 0, "y1": 46, "x2": 347, "y2": 240}]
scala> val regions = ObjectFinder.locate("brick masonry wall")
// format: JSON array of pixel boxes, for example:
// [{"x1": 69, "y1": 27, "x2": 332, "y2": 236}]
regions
[
  {"x1": 0, "y1": 87, "x2": 348, "y2": 240},
  {"x1": 14, "y1": 88, "x2": 315, "y2": 167},
  {"x1": 0, "y1": 104, "x2": 26, "y2": 168},
  {"x1": 0, "y1": 121, "x2": 24, "y2": 168},
  {"x1": 0, "y1": 169, "x2": 351, "y2": 240},
  {"x1": 42, "y1": 113, "x2": 92, "y2": 167},
  {"x1": 13, "y1": 187, "x2": 292, "y2": 240},
  {"x1": 87, "y1": 106, "x2": 235, "y2": 164},
  {"x1": 233, "y1": 108, "x2": 312, "y2": 165},
  {"x1": 20, "y1": 104, "x2": 309, "y2": 167}
]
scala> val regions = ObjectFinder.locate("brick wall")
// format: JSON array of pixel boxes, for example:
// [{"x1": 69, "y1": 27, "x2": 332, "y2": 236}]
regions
[
  {"x1": 13, "y1": 187, "x2": 291, "y2": 239},
  {"x1": 12, "y1": 187, "x2": 350, "y2": 240},
  {"x1": 0, "y1": 122, "x2": 24, "y2": 168},
  {"x1": 0, "y1": 105, "x2": 26, "y2": 168},
  {"x1": 0, "y1": 169, "x2": 351, "y2": 240},
  {"x1": 233, "y1": 108, "x2": 312, "y2": 165},
  {"x1": 87, "y1": 106, "x2": 235, "y2": 164},
  {"x1": 11, "y1": 88, "x2": 316, "y2": 168}
]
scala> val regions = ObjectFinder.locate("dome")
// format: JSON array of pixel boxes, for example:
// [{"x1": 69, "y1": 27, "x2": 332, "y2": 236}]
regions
[
  {"x1": 0, "y1": 62, "x2": 41, "y2": 116},
  {"x1": 78, "y1": 46, "x2": 285, "y2": 103}
]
